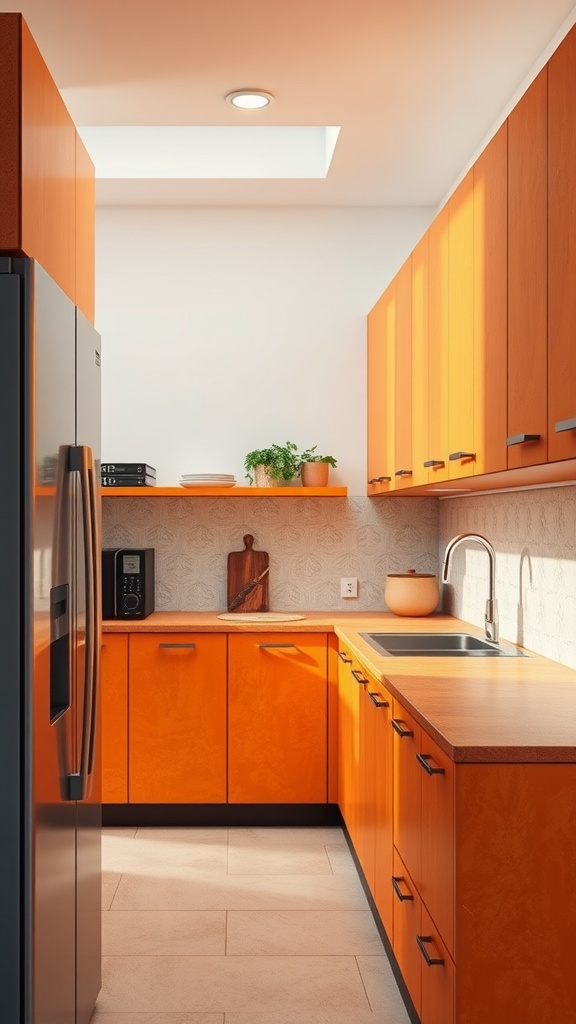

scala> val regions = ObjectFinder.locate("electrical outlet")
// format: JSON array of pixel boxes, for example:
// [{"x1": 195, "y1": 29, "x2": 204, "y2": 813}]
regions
[{"x1": 340, "y1": 577, "x2": 358, "y2": 599}]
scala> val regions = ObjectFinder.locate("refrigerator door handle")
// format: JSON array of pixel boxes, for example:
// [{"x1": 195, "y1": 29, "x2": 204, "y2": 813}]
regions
[
  {"x1": 67, "y1": 445, "x2": 96, "y2": 802},
  {"x1": 86, "y1": 454, "x2": 101, "y2": 785}
]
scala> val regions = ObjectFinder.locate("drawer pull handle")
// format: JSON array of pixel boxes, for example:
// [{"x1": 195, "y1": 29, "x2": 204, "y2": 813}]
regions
[
  {"x1": 391, "y1": 719, "x2": 414, "y2": 738},
  {"x1": 423, "y1": 459, "x2": 445, "y2": 468},
  {"x1": 416, "y1": 753, "x2": 445, "y2": 775},
  {"x1": 395, "y1": 469, "x2": 412, "y2": 477},
  {"x1": 338, "y1": 651, "x2": 352, "y2": 663},
  {"x1": 554, "y1": 416, "x2": 576, "y2": 433},
  {"x1": 416, "y1": 934, "x2": 445, "y2": 967},
  {"x1": 368, "y1": 691, "x2": 389, "y2": 708},
  {"x1": 368, "y1": 475, "x2": 392, "y2": 484},
  {"x1": 258, "y1": 643, "x2": 296, "y2": 649},
  {"x1": 449, "y1": 451, "x2": 475, "y2": 461},
  {"x1": 392, "y1": 876, "x2": 414, "y2": 902},
  {"x1": 506, "y1": 433, "x2": 541, "y2": 446},
  {"x1": 351, "y1": 669, "x2": 367, "y2": 685},
  {"x1": 158, "y1": 643, "x2": 196, "y2": 649}
]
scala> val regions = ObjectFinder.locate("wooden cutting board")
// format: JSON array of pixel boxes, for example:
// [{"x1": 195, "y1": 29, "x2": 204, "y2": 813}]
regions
[{"x1": 227, "y1": 535, "x2": 269, "y2": 613}]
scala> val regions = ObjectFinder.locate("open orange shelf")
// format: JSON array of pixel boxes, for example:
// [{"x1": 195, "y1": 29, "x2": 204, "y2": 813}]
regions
[{"x1": 101, "y1": 486, "x2": 347, "y2": 497}]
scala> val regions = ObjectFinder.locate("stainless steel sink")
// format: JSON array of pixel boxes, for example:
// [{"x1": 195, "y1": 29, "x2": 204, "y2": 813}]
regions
[{"x1": 359, "y1": 632, "x2": 527, "y2": 658}]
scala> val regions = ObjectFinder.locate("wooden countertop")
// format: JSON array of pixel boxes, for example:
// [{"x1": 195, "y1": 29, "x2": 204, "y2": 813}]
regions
[{"x1": 103, "y1": 611, "x2": 576, "y2": 764}]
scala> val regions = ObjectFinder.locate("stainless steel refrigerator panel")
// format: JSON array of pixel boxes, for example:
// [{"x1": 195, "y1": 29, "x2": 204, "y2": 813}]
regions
[
  {"x1": 0, "y1": 268, "x2": 26, "y2": 1024},
  {"x1": 75, "y1": 309, "x2": 103, "y2": 1022},
  {"x1": 32, "y1": 263, "x2": 78, "y2": 1024}
]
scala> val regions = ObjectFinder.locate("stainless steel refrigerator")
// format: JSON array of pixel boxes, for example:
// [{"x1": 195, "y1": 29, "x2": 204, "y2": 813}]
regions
[{"x1": 0, "y1": 257, "x2": 102, "y2": 1024}]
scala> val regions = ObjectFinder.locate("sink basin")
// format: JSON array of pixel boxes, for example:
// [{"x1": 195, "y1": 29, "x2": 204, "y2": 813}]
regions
[{"x1": 359, "y1": 632, "x2": 526, "y2": 658}]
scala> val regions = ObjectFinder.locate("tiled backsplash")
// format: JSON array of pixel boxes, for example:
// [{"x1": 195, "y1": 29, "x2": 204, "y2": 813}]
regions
[
  {"x1": 439, "y1": 485, "x2": 576, "y2": 669},
  {"x1": 102, "y1": 496, "x2": 439, "y2": 613}
]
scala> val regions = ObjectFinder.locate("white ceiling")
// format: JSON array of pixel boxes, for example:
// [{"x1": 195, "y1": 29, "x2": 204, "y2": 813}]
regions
[{"x1": 4, "y1": 0, "x2": 576, "y2": 206}]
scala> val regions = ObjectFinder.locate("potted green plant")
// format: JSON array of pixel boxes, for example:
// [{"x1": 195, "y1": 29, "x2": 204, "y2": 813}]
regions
[
  {"x1": 244, "y1": 441, "x2": 301, "y2": 486},
  {"x1": 298, "y1": 447, "x2": 337, "y2": 487}
]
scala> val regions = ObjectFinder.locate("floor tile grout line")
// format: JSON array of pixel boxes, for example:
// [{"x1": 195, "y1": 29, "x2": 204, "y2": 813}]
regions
[{"x1": 354, "y1": 953, "x2": 375, "y2": 1012}]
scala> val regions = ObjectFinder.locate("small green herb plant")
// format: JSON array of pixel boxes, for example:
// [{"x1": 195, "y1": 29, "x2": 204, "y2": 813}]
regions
[
  {"x1": 298, "y1": 446, "x2": 337, "y2": 469},
  {"x1": 244, "y1": 441, "x2": 301, "y2": 484}
]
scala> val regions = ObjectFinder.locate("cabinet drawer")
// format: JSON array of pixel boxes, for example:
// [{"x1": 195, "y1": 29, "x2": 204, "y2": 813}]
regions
[
  {"x1": 392, "y1": 847, "x2": 422, "y2": 1015},
  {"x1": 419, "y1": 904, "x2": 455, "y2": 1024}
]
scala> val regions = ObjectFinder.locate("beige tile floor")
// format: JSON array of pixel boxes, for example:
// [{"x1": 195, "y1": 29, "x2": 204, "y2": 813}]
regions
[{"x1": 91, "y1": 826, "x2": 412, "y2": 1024}]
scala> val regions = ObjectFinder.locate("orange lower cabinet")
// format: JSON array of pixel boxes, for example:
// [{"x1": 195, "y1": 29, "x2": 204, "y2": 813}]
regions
[
  {"x1": 371, "y1": 679, "x2": 394, "y2": 939},
  {"x1": 418, "y1": 905, "x2": 455, "y2": 1024},
  {"x1": 100, "y1": 634, "x2": 128, "y2": 803},
  {"x1": 228, "y1": 633, "x2": 328, "y2": 803},
  {"x1": 392, "y1": 848, "x2": 422, "y2": 1016},
  {"x1": 128, "y1": 633, "x2": 227, "y2": 803},
  {"x1": 337, "y1": 647, "x2": 361, "y2": 842}
]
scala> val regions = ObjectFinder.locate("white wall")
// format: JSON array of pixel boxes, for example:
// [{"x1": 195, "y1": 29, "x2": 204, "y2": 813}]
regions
[{"x1": 96, "y1": 206, "x2": 432, "y2": 494}]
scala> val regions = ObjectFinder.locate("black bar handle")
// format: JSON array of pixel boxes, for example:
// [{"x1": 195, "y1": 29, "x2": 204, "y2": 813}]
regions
[
  {"x1": 554, "y1": 417, "x2": 576, "y2": 433},
  {"x1": 416, "y1": 935, "x2": 445, "y2": 967},
  {"x1": 449, "y1": 451, "x2": 475, "y2": 461},
  {"x1": 258, "y1": 643, "x2": 296, "y2": 649},
  {"x1": 158, "y1": 642, "x2": 197, "y2": 649},
  {"x1": 391, "y1": 718, "x2": 414, "y2": 738},
  {"x1": 351, "y1": 669, "x2": 367, "y2": 685},
  {"x1": 506, "y1": 433, "x2": 541, "y2": 446},
  {"x1": 395, "y1": 469, "x2": 412, "y2": 477},
  {"x1": 368, "y1": 475, "x2": 392, "y2": 484},
  {"x1": 416, "y1": 752, "x2": 445, "y2": 775},
  {"x1": 368, "y1": 691, "x2": 389, "y2": 708},
  {"x1": 392, "y1": 875, "x2": 414, "y2": 902},
  {"x1": 338, "y1": 651, "x2": 352, "y2": 663},
  {"x1": 423, "y1": 460, "x2": 445, "y2": 468}
]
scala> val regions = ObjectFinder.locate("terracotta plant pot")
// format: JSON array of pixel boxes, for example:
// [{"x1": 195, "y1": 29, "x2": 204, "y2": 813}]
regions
[
  {"x1": 385, "y1": 569, "x2": 439, "y2": 616},
  {"x1": 300, "y1": 462, "x2": 330, "y2": 487}
]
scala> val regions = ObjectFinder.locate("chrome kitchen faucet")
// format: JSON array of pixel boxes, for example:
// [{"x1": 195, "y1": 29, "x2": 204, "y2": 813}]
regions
[{"x1": 442, "y1": 533, "x2": 499, "y2": 643}]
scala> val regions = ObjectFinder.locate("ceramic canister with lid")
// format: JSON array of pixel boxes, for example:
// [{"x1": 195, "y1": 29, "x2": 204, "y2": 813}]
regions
[{"x1": 385, "y1": 568, "x2": 439, "y2": 616}]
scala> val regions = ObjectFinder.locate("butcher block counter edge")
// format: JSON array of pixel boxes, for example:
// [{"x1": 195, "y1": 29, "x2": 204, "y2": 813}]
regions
[{"x1": 102, "y1": 611, "x2": 576, "y2": 763}]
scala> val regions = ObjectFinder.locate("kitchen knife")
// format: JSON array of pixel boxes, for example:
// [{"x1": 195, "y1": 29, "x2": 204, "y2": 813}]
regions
[{"x1": 228, "y1": 565, "x2": 270, "y2": 612}]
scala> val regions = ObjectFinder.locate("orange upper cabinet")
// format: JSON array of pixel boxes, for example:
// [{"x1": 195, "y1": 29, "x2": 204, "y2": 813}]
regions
[
  {"x1": 548, "y1": 24, "x2": 576, "y2": 461},
  {"x1": 427, "y1": 205, "x2": 450, "y2": 484},
  {"x1": 75, "y1": 134, "x2": 96, "y2": 324},
  {"x1": 394, "y1": 257, "x2": 413, "y2": 489},
  {"x1": 473, "y1": 123, "x2": 508, "y2": 475},
  {"x1": 507, "y1": 68, "x2": 548, "y2": 469},
  {"x1": 228, "y1": 633, "x2": 328, "y2": 804},
  {"x1": 129, "y1": 633, "x2": 227, "y2": 804},
  {"x1": 0, "y1": 14, "x2": 94, "y2": 317},
  {"x1": 411, "y1": 234, "x2": 429, "y2": 488},
  {"x1": 367, "y1": 289, "x2": 394, "y2": 492},
  {"x1": 447, "y1": 170, "x2": 475, "y2": 479}
]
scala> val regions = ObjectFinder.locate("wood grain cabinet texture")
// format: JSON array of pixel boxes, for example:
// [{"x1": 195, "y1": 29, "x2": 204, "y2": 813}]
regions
[
  {"x1": 367, "y1": 287, "x2": 394, "y2": 493},
  {"x1": 129, "y1": 633, "x2": 227, "y2": 804},
  {"x1": 0, "y1": 14, "x2": 95, "y2": 321},
  {"x1": 228, "y1": 633, "x2": 328, "y2": 804},
  {"x1": 366, "y1": 22, "x2": 576, "y2": 496},
  {"x1": 100, "y1": 634, "x2": 129, "y2": 804}
]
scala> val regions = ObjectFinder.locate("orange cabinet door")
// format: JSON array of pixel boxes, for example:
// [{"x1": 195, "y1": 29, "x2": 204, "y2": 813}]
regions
[
  {"x1": 394, "y1": 257, "x2": 413, "y2": 489},
  {"x1": 75, "y1": 133, "x2": 95, "y2": 324},
  {"x1": 417, "y1": 732, "x2": 455, "y2": 957},
  {"x1": 228, "y1": 633, "x2": 328, "y2": 804},
  {"x1": 129, "y1": 633, "x2": 227, "y2": 803},
  {"x1": 367, "y1": 287, "x2": 394, "y2": 493},
  {"x1": 427, "y1": 204, "x2": 450, "y2": 484},
  {"x1": 371, "y1": 677, "x2": 394, "y2": 941},
  {"x1": 100, "y1": 635, "x2": 128, "y2": 803},
  {"x1": 418, "y1": 904, "x2": 455, "y2": 1024},
  {"x1": 507, "y1": 67, "x2": 548, "y2": 470},
  {"x1": 548, "y1": 24, "x2": 576, "y2": 461},
  {"x1": 356, "y1": 668, "x2": 376, "y2": 889},
  {"x1": 392, "y1": 701, "x2": 422, "y2": 887},
  {"x1": 337, "y1": 648, "x2": 361, "y2": 841},
  {"x1": 473, "y1": 122, "x2": 508, "y2": 475},
  {"x1": 448, "y1": 170, "x2": 475, "y2": 479},
  {"x1": 392, "y1": 847, "x2": 422, "y2": 1017},
  {"x1": 411, "y1": 234, "x2": 429, "y2": 488}
]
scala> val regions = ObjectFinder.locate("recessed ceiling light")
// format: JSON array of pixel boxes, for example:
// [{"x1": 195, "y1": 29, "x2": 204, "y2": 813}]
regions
[{"x1": 225, "y1": 90, "x2": 274, "y2": 110}]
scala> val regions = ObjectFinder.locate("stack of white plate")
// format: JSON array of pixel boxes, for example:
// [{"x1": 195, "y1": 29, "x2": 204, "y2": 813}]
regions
[{"x1": 179, "y1": 473, "x2": 236, "y2": 488}]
